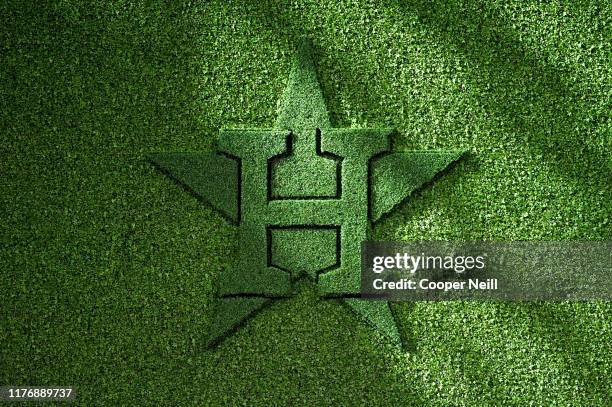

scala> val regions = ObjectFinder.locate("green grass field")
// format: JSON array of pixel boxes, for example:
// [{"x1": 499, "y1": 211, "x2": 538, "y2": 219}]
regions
[{"x1": 1, "y1": 0, "x2": 610, "y2": 405}]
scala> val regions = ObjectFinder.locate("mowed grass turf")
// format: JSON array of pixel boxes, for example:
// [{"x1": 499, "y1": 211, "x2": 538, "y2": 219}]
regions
[{"x1": 1, "y1": 0, "x2": 611, "y2": 405}]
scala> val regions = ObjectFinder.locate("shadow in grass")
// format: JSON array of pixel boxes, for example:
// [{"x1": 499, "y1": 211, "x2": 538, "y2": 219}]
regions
[
  {"x1": 389, "y1": 0, "x2": 609, "y2": 185},
  {"x1": 195, "y1": 282, "x2": 424, "y2": 405},
  {"x1": 2, "y1": 1, "x2": 217, "y2": 152},
  {"x1": 1, "y1": 1, "x2": 231, "y2": 395}
]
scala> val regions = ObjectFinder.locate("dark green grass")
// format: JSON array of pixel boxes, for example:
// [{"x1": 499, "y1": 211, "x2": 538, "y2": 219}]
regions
[{"x1": 1, "y1": 0, "x2": 610, "y2": 405}]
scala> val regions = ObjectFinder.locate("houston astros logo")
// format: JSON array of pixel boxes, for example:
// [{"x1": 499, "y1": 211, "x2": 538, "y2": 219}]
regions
[{"x1": 150, "y1": 40, "x2": 462, "y2": 348}]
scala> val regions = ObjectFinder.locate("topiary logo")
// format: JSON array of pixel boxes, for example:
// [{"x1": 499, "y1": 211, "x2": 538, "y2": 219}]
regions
[{"x1": 150, "y1": 41, "x2": 462, "y2": 348}]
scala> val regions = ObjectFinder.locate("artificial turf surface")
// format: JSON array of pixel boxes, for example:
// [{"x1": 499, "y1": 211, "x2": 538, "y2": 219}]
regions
[{"x1": 1, "y1": 0, "x2": 611, "y2": 405}]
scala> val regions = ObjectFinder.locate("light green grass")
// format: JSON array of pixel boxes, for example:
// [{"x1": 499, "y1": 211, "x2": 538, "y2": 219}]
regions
[{"x1": 1, "y1": 0, "x2": 610, "y2": 405}]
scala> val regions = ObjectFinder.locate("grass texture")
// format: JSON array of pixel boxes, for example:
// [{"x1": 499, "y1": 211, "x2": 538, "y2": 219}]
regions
[{"x1": 1, "y1": 0, "x2": 611, "y2": 405}]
